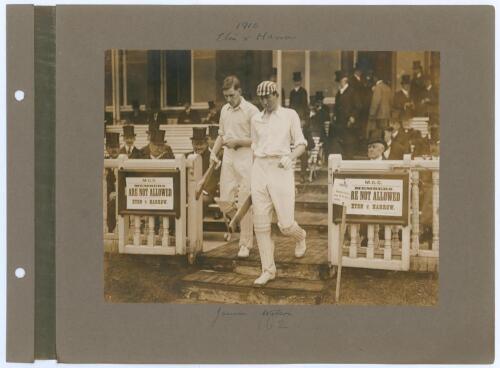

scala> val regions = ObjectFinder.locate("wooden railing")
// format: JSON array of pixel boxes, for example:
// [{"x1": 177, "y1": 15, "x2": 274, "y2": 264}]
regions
[
  {"x1": 328, "y1": 154, "x2": 439, "y2": 271},
  {"x1": 103, "y1": 154, "x2": 203, "y2": 262}
]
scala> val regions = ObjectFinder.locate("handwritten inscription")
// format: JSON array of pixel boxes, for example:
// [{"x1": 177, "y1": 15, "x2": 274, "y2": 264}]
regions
[
  {"x1": 211, "y1": 306, "x2": 247, "y2": 326},
  {"x1": 216, "y1": 22, "x2": 296, "y2": 42},
  {"x1": 210, "y1": 307, "x2": 293, "y2": 330},
  {"x1": 259, "y1": 309, "x2": 292, "y2": 330}
]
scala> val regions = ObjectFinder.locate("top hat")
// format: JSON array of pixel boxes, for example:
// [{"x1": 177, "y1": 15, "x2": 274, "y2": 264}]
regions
[
  {"x1": 400, "y1": 74, "x2": 411, "y2": 85},
  {"x1": 412, "y1": 60, "x2": 422, "y2": 70},
  {"x1": 367, "y1": 135, "x2": 387, "y2": 148},
  {"x1": 208, "y1": 125, "x2": 219, "y2": 139},
  {"x1": 293, "y1": 72, "x2": 302, "y2": 81},
  {"x1": 122, "y1": 124, "x2": 135, "y2": 138},
  {"x1": 147, "y1": 120, "x2": 160, "y2": 134},
  {"x1": 335, "y1": 70, "x2": 349, "y2": 82},
  {"x1": 208, "y1": 100, "x2": 216, "y2": 109},
  {"x1": 314, "y1": 91, "x2": 324, "y2": 102},
  {"x1": 106, "y1": 132, "x2": 120, "y2": 148},
  {"x1": 150, "y1": 129, "x2": 165, "y2": 145},
  {"x1": 367, "y1": 130, "x2": 386, "y2": 148},
  {"x1": 190, "y1": 127, "x2": 208, "y2": 141}
]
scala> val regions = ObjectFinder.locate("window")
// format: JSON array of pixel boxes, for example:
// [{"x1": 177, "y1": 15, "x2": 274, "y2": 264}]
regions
[
  {"x1": 162, "y1": 50, "x2": 191, "y2": 107},
  {"x1": 193, "y1": 50, "x2": 216, "y2": 104},
  {"x1": 125, "y1": 50, "x2": 148, "y2": 108},
  {"x1": 310, "y1": 51, "x2": 341, "y2": 100}
]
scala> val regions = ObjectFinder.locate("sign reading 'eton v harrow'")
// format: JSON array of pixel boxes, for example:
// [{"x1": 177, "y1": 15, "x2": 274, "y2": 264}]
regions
[
  {"x1": 126, "y1": 177, "x2": 174, "y2": 210},
  {"x1": 332, "y1": 173, "x2": 409, "y2": 225},
  {"x1": 347, "y1": 178, "x2": 403, "y2": 217},
  {"x1": 118, "y1": 170, "x2": 181, "y2": 217}
]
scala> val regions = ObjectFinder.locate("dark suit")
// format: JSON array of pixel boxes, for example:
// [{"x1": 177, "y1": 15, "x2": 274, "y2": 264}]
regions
[
  {"x1": 106, "y1": 169, "x2": 117, "y2": 233},
  {"x1": 177, "y1": 109, "x2": 201, "y2": 124},
  {"x1": 419, "y1": 85, "x2": 439, "y2": 121},
  {"x1": 289, "y1": 87, "x2": 309, "y2": 120},
  {"x1": 127, "y1": 111, "x2": 148, "y2": 124},
  {"x1": 146, "y1": 110, "x2": 167, "y2": 124},
  {"x1": 411, "y1": 74, "x2": 426, "y2": 113},
  {"x1": 332, "y1": 85, "x2": 363, "y2": 159},
  {"x1": 350, "y1": 76, "x2": 371, "y2": 136},
  {"x1": 386, "y1": 130, "x2": 411, "y2": 160},
  {"x1": 120, "y1": 145, "x2": 143, "y2": 159},
  {"x1": 140, "y1": 144, "x2": 175, "y2": 159},
  {"x1": 393, "y1": 90, "x2": 414, "y2": 119},
  {"x1": 205, "y1": 110, "x2": 221, "y2": 125}
]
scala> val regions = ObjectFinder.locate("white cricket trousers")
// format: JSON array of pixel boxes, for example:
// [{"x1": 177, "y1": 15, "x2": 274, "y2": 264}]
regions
[
  {"x1": 219, "y1": 146, "x2": 253, "y2": 248},
  {"x1": 251, "y1": 156, "x2": 306, "y2": 275}
]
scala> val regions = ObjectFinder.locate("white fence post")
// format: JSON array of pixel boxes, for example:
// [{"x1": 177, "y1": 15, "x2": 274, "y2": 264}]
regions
[
  {"x1": 432, "y1": 171, "x2": 440, "y2": 253},
  {"x1": 175, "y1": 154, "x2": 187, "y2": 255},
  {"x1": 411, "y1": 170, "x2": 420, "y2": 256},
  {"x1": 186, "y1": 154, "x2": 203, "y2": 262}
]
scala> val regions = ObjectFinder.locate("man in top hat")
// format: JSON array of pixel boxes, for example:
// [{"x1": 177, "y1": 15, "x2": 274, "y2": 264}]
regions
[
  {"x1": 289, "y1": 72, "x2": 309, "y2": 121},
  {"x1": 331, "y1": 70, "x2": 363, "y2": 159},
  {"x1": 383, "y1": 119, "x2": 411, "y2": 160},
  {"x1": 128, "y1": 99, "x2": 147, "y2": 124},
  {"x1": 250, "y1": 80, "x2": 308, "y2": 285},
  {"x1": 309, "y1": 91, "x2": 330, "y2": 162},
  {"x1": 144, "y1": 129, "x2": 175, "y2": 160},
  {"x1": 367, "y1": 132, "x2": 387, "y2": 161},
  {"x1": 418, "y1": 75, "x2": 439, "y2": 120},
  {"x1": 350, "y1": 63, "x2": 373, "y2": 137},
  {"x1": 146, "y1": 100, "x2": 166, "y2": 125},
  {"x1": 393, "y1": 74, "x2": 414, "y2": 120},
  {"x1": 177, "y1": 102, "x2": 201, "y2": 124},
  {"x1": 210, "y1": 75, "x2": 259, "y2": 258},
  {"x1": 119, "y1": 125, "x2": 143, "y2": 158},
  {"x1": 368, "y1": 75, "x2": 393, "y2": 137},
  {"x1": 187, "y1": 127, "x2": 219, "y2": 214},
  {"x1": 105, "y1": 132, "x2": 121, "y2": 233},
  {"x1": 411, "y1": 61, "x2": 426, "y2": 113},
  {"x1": 139, "y1": 120, "x2": 160, "y2": 157},
  {"x1": 204, "y1": 101, "x2": 220, "y2": 125}
]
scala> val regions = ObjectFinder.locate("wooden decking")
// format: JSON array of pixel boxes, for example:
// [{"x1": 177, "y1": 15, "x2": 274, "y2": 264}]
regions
[{"x1": 201, "y1": 234, "x2": 328, "y2": 266}]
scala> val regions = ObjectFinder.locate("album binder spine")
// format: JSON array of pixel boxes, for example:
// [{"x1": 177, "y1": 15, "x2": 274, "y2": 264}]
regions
[{"x1": 7, "y1": 5, "x2": 56, "y2": 362}]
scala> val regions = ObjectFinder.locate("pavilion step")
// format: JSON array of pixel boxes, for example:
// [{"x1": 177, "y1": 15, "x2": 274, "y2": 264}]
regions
[
  {"x1": 203, "y1": 208, "x2": 328, "y2": 233},
  {"x1": 198, "y1": 254, "x2": 331, "y2": 281},
  {"x1": 198, "y1": 235, "x2": 331, "y2": 281},
  {"x1": 179, "y1": 270, "x2": 327, "y2": 305}
]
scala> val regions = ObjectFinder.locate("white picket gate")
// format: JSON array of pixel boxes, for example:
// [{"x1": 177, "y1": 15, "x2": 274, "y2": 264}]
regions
[
  {"x1": 104, "y1": 154, "x2": 203, "y2": 262},
  {"x1": 328, "y1": 154, "x2": 439, "y2": 271}
]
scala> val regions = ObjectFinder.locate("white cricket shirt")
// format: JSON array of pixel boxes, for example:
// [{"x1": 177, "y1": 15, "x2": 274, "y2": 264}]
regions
[
  {"x1": 251, "y1": 106, "x2": 307, "y2": 158},
  {"x1": 218, "y1": 97, "x2": 259, "y2": 141}
]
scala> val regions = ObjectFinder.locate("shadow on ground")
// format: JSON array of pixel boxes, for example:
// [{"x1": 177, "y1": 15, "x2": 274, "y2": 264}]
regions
[{"x1": 105, "y1": 252, "x2": 438, "y2": 306}]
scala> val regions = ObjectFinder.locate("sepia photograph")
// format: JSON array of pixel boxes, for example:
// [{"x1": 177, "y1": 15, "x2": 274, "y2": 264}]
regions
[{"x1": 103, "y1": 49, "x2": 439, "y2": 305}]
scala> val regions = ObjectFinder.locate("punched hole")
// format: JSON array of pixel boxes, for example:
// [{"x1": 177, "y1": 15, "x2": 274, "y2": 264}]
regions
[
  {"x1": 14, "y1": 90, "x2": 25, "y2": 101},
  {"x1": 15, "y1": 268, "x2": 26, "y2": 279}
]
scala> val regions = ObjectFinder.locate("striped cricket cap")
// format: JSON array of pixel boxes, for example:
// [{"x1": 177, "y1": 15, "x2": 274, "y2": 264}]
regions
[{"x1": 256, "y1": 80, "x2": 278, "y2": 96}]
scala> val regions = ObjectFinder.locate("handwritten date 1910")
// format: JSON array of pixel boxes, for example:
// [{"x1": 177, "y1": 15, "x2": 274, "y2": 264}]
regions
[{"x1": 236, "y1": 22, "x2": 258, "y2": 30}]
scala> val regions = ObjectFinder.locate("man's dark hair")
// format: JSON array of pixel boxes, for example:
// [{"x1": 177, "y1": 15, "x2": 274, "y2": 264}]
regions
[{"x1": 222, "y1": 75, "x2": 241, "y2": 91}]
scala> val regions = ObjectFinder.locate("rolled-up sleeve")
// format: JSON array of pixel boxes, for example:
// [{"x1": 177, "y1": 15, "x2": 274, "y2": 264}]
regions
[{"x1": 290, "y1": 110, "x2": 307, "y2": 148}]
